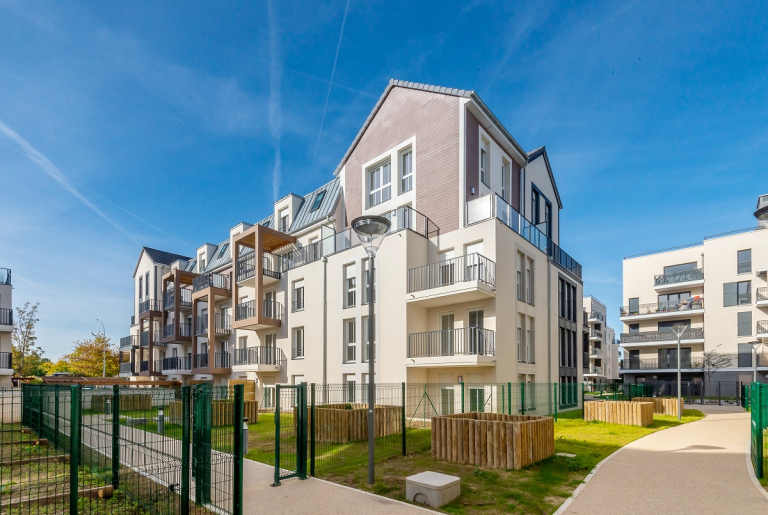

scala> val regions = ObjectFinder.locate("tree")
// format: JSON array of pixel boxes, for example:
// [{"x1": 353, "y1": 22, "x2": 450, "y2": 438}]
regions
[
  {"x1": 12, "y1": 301, "x2": 44, "y2": 376},
  {"x1": 698, "y1": 344, "x2": 732, "y2": 383},
  {"x1": 48, "y1": 333, "x2": 120, "y2": 377}
]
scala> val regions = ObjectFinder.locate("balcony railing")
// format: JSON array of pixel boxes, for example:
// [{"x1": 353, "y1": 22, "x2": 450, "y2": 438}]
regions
[
  {"x1": 235, "y1": 300, "x2": 254, "y2": 321},
  {"x1": 164, "y1": 288, "x2": 192, "y2": 310},
  {"x1": 292, "y1": 299, "x2": 304, "y2": 312},
  {"x1": 407, "y1": 327, "x2": 495, "y2": 358},
  {"x1": 264, "y1": 300, "x2": 282, "y2": 320},
  {"x1": 0, "y1": 268, "x2": 11, "y2": 285},
  {"x1": 162, "y1": 356, "x2": 192, "y2": 371},
  {"x1": 194, "y1": 352, "x2": 231, "y2": 369},
  {"x1": 620, "y1": 327, "x2": 704, "y2": 344},
  {"x1": 140, "y1": 360, "x2": 149, "y2": 372},
  {"x1": 195, "y1": 316, "x2": 208, "y2": 336},
  {"x1": 758, "y1": 320, "x2": 768, "y2": 335},
  {"x1": 119, "y1": 335, "x2": 137, "y2": 349},
  {"x1": 464, "y1": 194, "x2": 582, "y2": 279},
  {"x1": 195, "y1": 353, "x2": 208, "y2": 368},
  {"x1": 139, "y1": 299, "x2": 161, "y2": 314},
  {"x1": 621, "y1": 357, "x2": 704, "y2": 370},
  {"x1": 588, "y1": 310, "x2": 605, "y2": 323},
  {"x1": 589, "y1": 347, "x2": 602, "y2": 357},
  {"x1": 0, "y1": 352, "x2": 11, "y2": 369},
  {"x1": 738, "y1": 261, "x2": 752, "y2": 274},
  {"x1": 163, "y1": 323, "x2": 192, "y2": 339},
  {"x1": 234, "y1": 346, "x2": 286, "y2": 368},
  {"x1": 654, "y1": 268, "x2": 704, "y2": 286},
  {"x1": 119, "y1": 362, "x2": 133, "y2": 374},
  {"x1": 407, "y1": 253, "x2": 495, "y2": 293},
  {"x1": 758, "y1": 287, "x2": 768, "y2": 302},
  {"x1": 236, "y1": 252, "x2": 285, "y2": 283},
  {"x1": 590, "y1": 329, "x2": 603, "y2": 339},
  {"x1": 620, "y1": 297, "x2": 704, "y2": 317},
  {"x1": 236, "y1": 253, "x2": 255, "y2": 282},
  {"x1": 263, "y1": 253, "x2": 283, "y2": 280},
  {"x1": 215, "y1": 314, "x2": 231, "y2": 335},
  {"x1": 236, "y1": 300, "x2": 282, "y2": 321},
  {"x1": 381, "y1": 204, "x2": 440, "y2": 239},
  {"x1": 0, "y1": 308, "x2": 12, "y2": 326},
  {"x1": 140, "y1": 331, "x2": 150, "y2": 346},
  {"x1": 193, "y1": 272, "x2": 231, "y2": 293}
]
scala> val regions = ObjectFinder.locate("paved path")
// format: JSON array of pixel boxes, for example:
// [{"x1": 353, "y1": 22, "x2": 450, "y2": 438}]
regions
[{"x1": 559, "y1": 404, "x2": 768, "y2": 515}]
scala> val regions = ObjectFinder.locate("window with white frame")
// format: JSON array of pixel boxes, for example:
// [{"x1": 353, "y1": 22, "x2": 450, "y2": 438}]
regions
[
  {"x1": 401, "y1": 148, "x2": 413, "y2": 193},
  {"x1": 526, "y1": 257, "x2": 534, "y2": 305},
  {"x1": 343, "y1": 374, "x2": 356, "y2": 403},
  {"x1": 367, "y1": 160, "x2": 392, "y2": 207},
  {"x1": 362, "y1": 259, "x2": 375, "y2": 304},
  {"x1": 501, "y1": 159, "x2": 510, "y2": 202},
  {"x1": 362, "y1": 316, "x2": 375, "y2": 362},
  {"x1": 480, "y1": 138, "x2": 490, "y2": 187},
  {"x1": 292, "y1": 280, "x2": 304, "y2": 312},
  {"x1": 344, "y1": 319, "x2": 356, "y2": 363},
  {"x1": 516, "y1": 252, "x2": 524, "y2": 301},
  {"x1": 517, "y1": 314, "x2": 524, "y2": 362},
  {"x1": 527, "y1": 316, "x2": 535, "y2": 363},
  {"x1": 344, "y1": 264, "x2": 356, "y2": 308},
  {"x1": 279, "y1": 208, "x2": 289, "y2": 233},
  {"x1": 292, "y1": 327, "x2": 304, "y2": 359}
]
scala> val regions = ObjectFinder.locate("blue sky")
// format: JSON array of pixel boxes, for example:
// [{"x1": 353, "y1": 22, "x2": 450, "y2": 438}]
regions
[{"x1": 1, "y1": 0, "x2": 767, "y2": 359}]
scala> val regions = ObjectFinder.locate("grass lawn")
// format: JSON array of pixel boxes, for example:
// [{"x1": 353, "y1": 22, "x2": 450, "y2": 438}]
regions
[{"x1": 318, "y1": 409, "x2": 704, "y2": 515}]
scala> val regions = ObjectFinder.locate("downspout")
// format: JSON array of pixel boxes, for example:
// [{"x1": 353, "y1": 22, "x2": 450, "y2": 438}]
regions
[
  {"x1": 547, "y1": 257, "x2": 553, "y2": 388},
  {"x1": 322, "y1": 256, "x2": 328, "y2": 392}
]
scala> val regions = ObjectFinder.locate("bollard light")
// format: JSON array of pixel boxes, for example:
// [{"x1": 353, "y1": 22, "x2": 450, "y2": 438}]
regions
[
  {"x1": 243, "y1": 417, "x2": 249, "y2": 455},
  {"x1": 158, "y1": 408, "x2": 165, "y2": 435}
]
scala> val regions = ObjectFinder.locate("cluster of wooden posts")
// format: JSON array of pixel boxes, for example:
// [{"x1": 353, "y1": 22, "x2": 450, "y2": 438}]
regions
[
  {"x1": 167, "y1": 400, "x2": 259, "y2": 426},
  {"x1": 431, "y1": 413, "x2": 554, "y2": 470},
  {"x1": 295, "y1": 404, "x2": 401, "y2": 443},
  {"x1": 584, "y1": 400, "x2": 653, "y2": 427},
  {"x1": 632, "y1": 397, "x2": 680, "y2": 416}
]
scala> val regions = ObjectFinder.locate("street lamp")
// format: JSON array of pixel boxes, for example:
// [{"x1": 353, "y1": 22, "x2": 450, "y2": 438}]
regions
[
  {"x1": 670, "y1": 323, "x2": 689, "y2": 421},
  {"x1": 748, "y1": 340, "x2": 763, "y2": 383},
  {"x1": 351, "y1": 215, "x2": 390, "y2": 486},
  {"x1": 96, "y1": 318, "x2": 106, "y2": 377}
]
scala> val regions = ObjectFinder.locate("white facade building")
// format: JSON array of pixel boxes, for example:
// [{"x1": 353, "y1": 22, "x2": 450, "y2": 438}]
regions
[
  {"x1": 582, "y1": 296, "x2": 619, "y2": 384},
  {"x1": 0, "y1": 268, "x2": 12, "y2": 386}
]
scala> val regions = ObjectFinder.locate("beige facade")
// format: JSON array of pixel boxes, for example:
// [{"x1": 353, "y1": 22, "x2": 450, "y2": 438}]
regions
[
  {"x1": 620, "y1": 196, "x2": 768, "y2": 383},
  {"x1": 582, "y1": 297, "x2": 619, "y2": 384},
  {"x1": 0, "y1": 268, "x2": 12, "y2": 385},
  {"x1": 120, "y1": 81, "x2": 585, "y2": 404}
]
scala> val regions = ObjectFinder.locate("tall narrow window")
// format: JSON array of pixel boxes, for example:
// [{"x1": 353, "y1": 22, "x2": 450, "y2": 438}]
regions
[
  {"x1": 344, "y1": 319, "x2": 356, "y2": 363},
  {"x1": 145, "y1": 272, "x2": 149, "y2": 298},
  {"x1": 545, "y1": 201, "x2": 552, "y2": 239},
  {"x1": 517, "y1": 314, "x2": 524, "y2": 362},
  {"x1": 516, "y1": 252, "x2": 524, "y2": 301},
  {"x1": 138, "y1": 277, "x2": 143, "y2": 301},
  {"x1": 292, "y1": 280, "x2": 304, "y2": 312},
  {"x1": 738, "y1": 249, "x2": 752, "y2": 274},
  {"x1": 362, "y1": 316, "x2": 375, "y2": 362},
  {"x1": 527, "y1": 316, "x2": 535, "y2": 363},
  {"x1": 501, "y1": 160, "x2": 510, "y2": 201},
  {"x1": 344, "y1": 264, "x2": 356, "y2": 308},
  {"x1": 363, "y1": 259, "x2": 375, "y2": 304},
  {"x1": 737, "y1": 312, "x2": 752, "y2": 337},
  {"x1": 401, "y1": 149, "x2": 413, "y2": 193},
  {"x1": 368, "y1": 161, "x2": 392, "y2": 207},
  {"x1": 526, "y1": 258, "x2": 534, "y2": 305},
  {"x1": 292, "y1": 327, "x2": 304, "y2": 359},
  {"x1": 279, "y1": 208, "x2": 289, "y2": 233}
]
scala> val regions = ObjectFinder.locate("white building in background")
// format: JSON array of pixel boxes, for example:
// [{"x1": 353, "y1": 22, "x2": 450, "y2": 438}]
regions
[
  {"x1": 120, "y1": 80, "x2": 586, "y2": 407},
  {"x1": 582, "y1": 296, "x2": 619, "y2": 384},
  {"x1": 619, "y1": 195, "x2": 768, "y2": 384},
  {"x1": 0, "y1": 267, "x2": 13, "y2": 386}
]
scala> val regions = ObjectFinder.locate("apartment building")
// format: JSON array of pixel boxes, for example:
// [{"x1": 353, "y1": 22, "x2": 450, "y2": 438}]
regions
[
  {"x1": 0, "y1": 268, "x2": 12, "y2": 386},
  {"x1": 120, "y1": 80, "x2": 585, "y2": 406},
  {"x1": 620, "y1": 194, "x2": 768, "y2": 383},
  {"x1": 582, "y1": 296, "x2": 619, "y2": 384}
]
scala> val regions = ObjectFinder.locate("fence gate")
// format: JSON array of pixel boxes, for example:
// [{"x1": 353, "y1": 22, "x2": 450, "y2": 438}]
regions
[
  {"x1": 273, "y1": 383, "x2": 307, "y2": 485},
  {"x1": 752, "y1": 383, "x2": 767, "y2": 478}
]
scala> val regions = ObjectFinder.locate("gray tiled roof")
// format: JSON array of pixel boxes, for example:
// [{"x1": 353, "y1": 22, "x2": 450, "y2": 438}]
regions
[
  {"x1": 288, "y1": 178, "x2": 340, "y2": 233},
  {"x1": 143, "y1": 247, "x2": 192, "y2": 265}
]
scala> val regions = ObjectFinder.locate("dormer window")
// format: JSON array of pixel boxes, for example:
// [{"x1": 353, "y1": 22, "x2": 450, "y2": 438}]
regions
[
  {"x1": 311, "y1": 191, "x2": 326, "y2": 212},
  {"x1": 368, "y1": 160, "x2": 391, "y2": 208},
  {"x1": 199, "y1": 254, "x2": 206, "y2": 271},
  {"x1": 279, "y1": 208, "x2": 289, "y2": 232}
]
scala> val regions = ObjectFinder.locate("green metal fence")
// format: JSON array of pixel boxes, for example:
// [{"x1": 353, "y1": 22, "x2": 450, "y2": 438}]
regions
[
  {"x1": 2, "y1": 384, "x2": 244, "y2": 515},
  {"x1": 750, "y1": 382, "x2": 768, "y2": 479}
]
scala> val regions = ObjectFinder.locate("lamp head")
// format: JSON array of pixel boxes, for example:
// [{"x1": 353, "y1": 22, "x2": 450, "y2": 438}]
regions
[
  {"x1": 670, "y1": 323, "x2": 689, "y2": 338},
  {"x1": 351, "y1": 215, "x2": 390, "y2": 257}
]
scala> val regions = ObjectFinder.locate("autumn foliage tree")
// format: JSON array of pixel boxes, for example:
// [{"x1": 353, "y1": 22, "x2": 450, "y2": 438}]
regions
[
  {"x1": 46, "y1": 333, "x2": 120, "y2": 377},
  {"x1": 12, "y1": 301, "x2": 45, "y2": 376}
]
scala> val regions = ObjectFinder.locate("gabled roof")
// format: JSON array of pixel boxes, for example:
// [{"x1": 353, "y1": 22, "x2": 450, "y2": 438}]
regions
[
  {"x1": 526, "y1": 146, "x2": 563, "y2": 209},
  {"x1": 333, "y1": 79, "x2": 528, "y2": 176},
  {"x1": 133, "y1": 247, "x2": 192, "y2": 277}
]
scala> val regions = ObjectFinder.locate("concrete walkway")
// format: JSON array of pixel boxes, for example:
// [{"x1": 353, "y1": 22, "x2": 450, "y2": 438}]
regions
[{"x1": 559, "y1": 404, "x2": 768, "y2": 515}]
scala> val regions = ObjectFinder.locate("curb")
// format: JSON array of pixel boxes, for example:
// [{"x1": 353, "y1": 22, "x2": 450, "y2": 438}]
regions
[{"x1": 745, "y1": 441, "x2": 768, "y2": 503}]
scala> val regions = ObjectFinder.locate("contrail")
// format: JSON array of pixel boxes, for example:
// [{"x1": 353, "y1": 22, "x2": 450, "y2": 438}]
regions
[
  {"x1": 0, "y1": 119, "x2": 138, "y2": 244},
  {"x1": 311, "y1": 0, "x2": 351, "y2": 168},
  {"x1": 267, "y1": 0, "x2": 283, "y2": 202}
]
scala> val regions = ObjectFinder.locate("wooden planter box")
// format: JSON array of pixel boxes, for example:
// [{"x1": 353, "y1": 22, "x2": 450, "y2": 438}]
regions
[
  {"x1": 584, "y1": 400, "x2": 653, "y2": 427},
  {"x1": 431, "y1": 413, "x2": 554, "y2": 470},
  {"x1": 632, "y1": 397, "x2": 680, "y2": 416},
  {"x1": 167, "y1": 400, "x2": 258, "y2": 426},
  {"x1": 295, "y1": 404, "x2": 401, "y2": 443},
  {"x1": 92, "y1": 394, "x2": 151, "y2": 413}
]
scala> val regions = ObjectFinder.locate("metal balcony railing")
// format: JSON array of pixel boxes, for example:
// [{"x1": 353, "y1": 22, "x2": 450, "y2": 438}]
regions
[
  {"x1": 654, "y1": 268, "x2": 704, "y2": 286},
  {"x1": 591, "y1": 329, "x2": 603, "y2": 339},
  {"x1": 263, "y1": 253, "x2": 283, "y2": 280},
  {"x1": 235, "y1": 300, "x2": 254, "y2": 321},
  {"x1": 620, "y1": 357, "x2": 704, "y2": 370},
  {"x1": 162, "y1": 356, "x2": 192, "y2": 371},
  {"x1": 588, "y1": 366, "x2": 603, "y2": 375},
  {"x1": 0, "y1": 352, "x2": 11, "y2": 369},
  {"x1": 264, "y1": 300, "x2": 282, "y2": 320},
  {"x1": 292, "y1": 299, "x2": 304, "y2": 312},
  {"x1": 0, "y1": 308, "x2": 12, "y2": 326},
  {"x1": 407, "y1": 253, "x2": 495, "y2": 293},
  {"x1": 236, "y1": 253, "x2": 255, "y2": 282},
  {"x1": 119, "y1": 362, "x2": 133, "y2": 374},
  {"x1": 140, "y1": 360, "x2": 149, "y2": 372},
  {"x1": 381, "y1": 204, "x2": 440, "y2": 239},
  {"x1": 757, "y1": 287, "x2": 768, "y2": 302},
  {"x1": 236, "y1": 252, "x2": 285, "y2": 282},
  {"x1": 0, "y1": 268, "x2": 11, "y2": 285},
  {"x1": 119, "y1": 335, "x2": 137, "y2": 349},
  {"x1": 192, "y1": 272, "x2": 231, "y2": 293},
  {"x1": 620, "y1": 297, "x2": 704, "y2": 316},
  {"x1": 233, "y1": 346, "x2": 286, "y2": 368},
  {"x1": 163, "y1": 288, "x2": 192, "y2": 310},
  {"x1": 620, "y1": 328, "x2": 704, "y2": 344},
  {"x1": 194, "y1": 353, "x2": 208, "y2": 369},
  {"x1": 140, "y1": 331, "x2": 150, "y2": 346},
  {"x1": 195, "y1": 316, "x2": 208, "y2": 336},
  {"x1": 588, "y1": 310, "x2": 605, "y2": 323},
  {"x1": 407, "y1": 327, "x2": 495, "y2": 358},
  {"x1": 163, "y1": 324, "x2": 174, "y2": 339},
  {"x1": 738, "y1": 261, "x2": 752, "y2": 274},
  {"x1": 589, "y1": 347, "x2": 602, "y2": 357},
  {"x1": 215, "y1": 352, "x2": 230, "y2": 368},
  {"x1": 758, "y1": 320, "x2": 768, "y2": 335},
  {"x1": 215, "y1": 314, "x2": 231, "y2": 335},
  {"x1": 139, "y1": 299, "x2": 161, "y2": 314},
  {"x1": 162, "y1": 323, "x2": 191, "y2": 339}
]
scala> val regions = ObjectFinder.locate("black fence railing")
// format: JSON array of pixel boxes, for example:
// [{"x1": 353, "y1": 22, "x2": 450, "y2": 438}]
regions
[
  {"x1": 263, "y1": 252, "x2": 282, "y2": 279},
  {"x1": 621, "y1": 356, "x2": 705, "y2": 370},
  {"x1": 408, "y1": 327, "x2": 495, "y2": 358},
  {"x1": 233, "y1": 346, "x2": 286, "y2": 368},
  {"x1": 235, "y1": 300, "x2": 254, "y2": 321},
  {"x1": 236, "y1": 253, "x2": 255, "y2": 282},
  {"x1": 292, "y1": 299, "x2": 304, "y2": 312},
  {"x1": 0, "y1": 352, "x2": 11, "y2": 369},
  {"x1": 215, "y1": 352, "x2": 230, "y2": 368},
  {"x1": 162, "y1": 356, "x2": 192, "y2": 371},
  {"x1": 621, "y1": 327, "x2": 704, "y2": 343},
  {"x1": 620, "y1": 297, "x2": 704, "y2": 316},
  {"x1": 164, "y1": 288, "x2": 193, "y2": 309},
  {"x1": 140, "y1": 330, "x2": 150, "y2": 346},
  {"x1": 139, "y1": 299, "x2": 161, "y2": 314},
  {"x1": 193, "y1": 272, "x2": 231, "y2": 293},
  {"x1": 0, "y1": 307, "x2": 12, "y2": 326},
  {"x1": 407, "y1": 253, "x2": 495, "y2": 293},
  {"x1": 195, "y1": 316, "x2": 208, "y2": 336},
  {"x1": 119, "y1": 361, "x2": 133, "y2": 374},
  {"x1": 215, "y1": 313, "x2": 231, "y2": 335},
  {"x1": 654, "y1": 268, "x2": 704, "y2": 286}
]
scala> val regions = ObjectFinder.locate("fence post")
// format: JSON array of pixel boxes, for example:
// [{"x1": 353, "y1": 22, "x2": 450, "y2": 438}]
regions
[
  {"x1": 460, "y1": 382, "x2": 465, "y2": 414},
  {"x1": 272, "y1": 385, "x2": 281, "y2": 487},
  {"x1": 54, "y1": 386, "x2": 60, "y2": 450},
  {"x1": 401, "y1": 382, "x2": 406, "y2": 456},
  {"x1": 181, "y1": 386, "x2": 191, "y2": 515},
  {"x1": 70, "y1": 385, "x2": 81, "y2": 515},
  {"x1": 507, "y1": 382, "x2": 512, "y2": 416},
  {"x1": 300, "y1": 383, "x2": 307, "y2": 480},
  {"x1": 233, "y1": 384, "x2": 244, "y2": 515},
  {"x1": 521, "y1": 382, "x2": 526, "y2": 415},
  {"x1": 553, "y1": 383, "x2": 558, "y2": 422},
  {"x1": 717, "y1": 382, "x2": 721, "y2": 406},
  {"x1": 112, "y1": 385, "x2": 120, "y2": 491},
  {"x1": 581, "y1": 383, "x2": 585, "y2": 419},
  {"x1": 311, "y1": 383, "x2": 317, "y2": 475}
]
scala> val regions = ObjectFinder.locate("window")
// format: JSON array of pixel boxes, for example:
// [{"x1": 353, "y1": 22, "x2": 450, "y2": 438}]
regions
[
  {"x1": 501, "y1": 160, "x2": 510, "y2": 201},
  {"x1": 527, "y1": 316, "x2": 535, "y2": 363},
  {"x1": 559, "y1": 328, "x2": 566, "y2": 367},
  {"x1": 517, "y1": 315, "x2": 525, "y2": 362},
  {"x1": 738, "y1": 249, "x2": 752, "y2": 274},
  {"x1": 263, "y1": 386, "x2": 276, "y2": 409},
  {"x1": 525, "y1": 258, "x2": 533, "y2": 305},
  {"x1": 658, "y1": 292, "x2": 691, "y2": 310},
  {"x1": 363, "y1": 259, "x2": 375, "y2": 304},
  {"x1": 738, "y1": 312, "x2": 752, "y2": 336},
  {"x1": 531, "y1": 188, "x2": 540, "y2": 224},
  {"x1": 343, "y1": 374, "x2": 356, "y2": 403},
  {"x1": 344, "y1": 264, "x2": 356, "y2": 308},
  {"x1": 310, "y1": 190, "x2": 326, "y2": 211},
  {"x1": 628, "y1": 297, "x2": 639, "y2": 315},
  {"x1": 401, "y1": 149, "x2": 413, "y2": 193},
  {"x1": 738, "y1": 343, "x2": 753, "y2": 367},
  {"x1": 138, "y1": 276, "x2": 143, "y2": 301},
  {"x1": 367, "y1": 161, "x2": 392, "y2": 207},
  {"x1": 516, "y1": 252, "x2": 524, "y2": 301},
  {"x1": 629, "y1": 324, "x2": 639, "y2": 334},
  {"x1": 145, "y1": 272, "x2": 149, "y2": 298},
  {"x1": 279, "y1": 209, "x2": 289, "y2": 233},
  {"x1": 362, "y1": 316, "x2": 375, "y2": 362},
  {"x1": 218, "y1": 243, "x2": 229, "y2": 258},
  {"x1": 199, "y1": 255, "x2": 206, "y2": 271},
  {"x1": 344, "y1": 319, "x2": 356, "y2": 363},
  {"x1": 480, "y1": 140, "x2": 489, "y2": 186},
  {"x1": 238, "y1": 336, "x2": 247, "y2": 350},
  {"x1": 663, "y1": 262, "x2": 697, "y2": 275},
  {"x1": 724, "y1": 281, "x2": 751, "y2": 306},
  {"x1": 544, "y1": 201, "x2": 552, "y2": 239},
  {"x1": 292, "y1": 327, "x2": 304, "y2": 359},
  {"x1": 293, "y1": 280, "x2": 304, "y2": 312},
  {"x1": 658, "y1": 319, "x2": 691, "y2": 332}
]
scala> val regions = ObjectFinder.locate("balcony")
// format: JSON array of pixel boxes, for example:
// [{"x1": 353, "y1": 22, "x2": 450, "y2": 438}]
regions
[
  {"x1": 193, "y1": 272, "x2": 231, "y2": 294},
  {"x1": 236, "y1": 252, "x2": 284, "y2": 284},
  {"x1": 620, "y1": 357, "x2": 704, "y2": 371},
  {"x1": 589, "y1": 347, "x2": 602, "y2": 358},
  {"x1": 620, "y1": 328, "x2": 705, "y2": 346},
  {"x1": 140, "y1": 330, "x2": 150, "y2": 346},
  {"x1": 234, "y1": 299, "x2": 282, "y2": 330},
  {"x1": 0, "y1": 308, "x2": 12, "y2": 328},
  {"x1": 119, "y1": 362, "x2": 133, "y2": 376},
  {"x1": 195, "y1": 316, "x2": 208, "y2": 336},
  {"x1": 654, "y1": 268, "x2": 704, "y2": 291},
  {"x1": 590, "y1": 329, "x2": 603, "y2": 341},
  {"x1": 757, "y1": 288, "x2": 768, "y2": 308},
  {"x1": 215, "y1": 313, "x2": 231, "y2": 335},
  {"x1": 164, "y1": 288, "x2": 192, "y2": 310},
  {"x1": 620, "y1": 297, "x2": 704, "y2": 321},
  {"x1": 758, "y1": 320, "x2": 768, "y2": 339},
  {"x1": 162, "y1": 356, "x2": 192, "y2": 373},
  {"x1": 465, "y1": 194, "x2": 582, "y2": 280},
  {"x1": 0, "y1": 352, "x2": 11, "y2": 370},
  {"x1": 407, "y1": 253, "x2": 496, "y2": 308},
  {"x1": 381, "y1": 204, "x2": 440, "y2": 239},
  {"x1": 193, "y1": 352, "x2": 231, "y2": 371},
  {"x1": 584, "y1": 365, "x2": 604, "y2": 376},
  {"x1": 588, "y1": 310, "x2": 605, "y2": 323},
  {"x1": 139, "y1": 299, "x2": 161, "y2": 316},
  {"x1": 119, "y1": 335, "x2": 138, "y2": 350},
  {"x1": 407, "y1": 327, "x2": 495, "y2": 367},
  {"x1": 233, "y1": 346, "x2": 286, "y2": 373},
  {"x1": 140, "y1": 360, "x2": 149, "y2": 373},
  {"x1": 163, "y1": 322, "x2": 193, "y2": 341},
  {"x1": 0, "y1": 268, "x2": 11, "y2": 285}
]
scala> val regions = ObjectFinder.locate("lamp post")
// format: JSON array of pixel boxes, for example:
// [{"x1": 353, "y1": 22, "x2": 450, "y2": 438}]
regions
[
  {"x1": 749, "y1": 340, "x2": 763, "y2": 383},
  {"x1": 96, "y1": 318, "x2": 106, "y2": 377},
  {"x1": 670, "y1": 323, "x2": 689, "y2": 421},
  {"x1": 351, "y1": 215, "x2": 390, "y2": 486}
]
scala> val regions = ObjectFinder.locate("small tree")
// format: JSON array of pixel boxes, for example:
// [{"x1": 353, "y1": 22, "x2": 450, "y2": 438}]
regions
[
  {"x1": 699, "y1": 344, "x2": 732, "y2": 383},
  {"x1": 50, "y1": 333, "x2": 119, "y2": 377},
  {"x1": 12, "y1": 301, "x2": 44, "y2": 376}
]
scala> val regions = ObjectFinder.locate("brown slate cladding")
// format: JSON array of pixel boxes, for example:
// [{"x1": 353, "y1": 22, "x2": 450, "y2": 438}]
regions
[{"x1": 343, "y1": 86, "x2": 461, "y2": 233}]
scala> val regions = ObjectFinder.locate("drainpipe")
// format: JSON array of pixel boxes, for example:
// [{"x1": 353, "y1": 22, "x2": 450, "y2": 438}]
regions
[
  {"x1": 547, "y1": 256, "x2": 553, "y2": 388},
  {"x1": 322, "y1": 257, "x2": 328, "y2": 397}
]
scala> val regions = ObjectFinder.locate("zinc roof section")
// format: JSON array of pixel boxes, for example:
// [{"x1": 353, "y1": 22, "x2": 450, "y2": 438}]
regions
[
  {"x1": 288, "y1": 178, "x2": 340, "y2": 233},
  {"x1": 143, "y1": 247, "x2": 192, "y2": 265}
]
